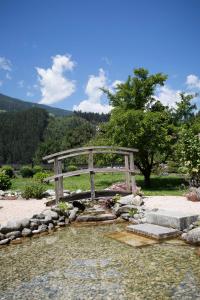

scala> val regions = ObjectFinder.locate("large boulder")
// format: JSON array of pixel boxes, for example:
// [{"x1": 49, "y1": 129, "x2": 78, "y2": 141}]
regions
[
  {"x1": 69, "y1": 208, "x2": 79, "y2": 222},
  {"x1": 0, "y1": 232, "x2": 5, "y2": 240},
  {"x1": 0, "y1": 238, "x2": 10, "y2": 245},
  {"x1": 21, "y1": 228, "x2": 32, "y2": 237},
  {"x1": 20, "y1": 218, "x2": 30, "y2": 228},
  {"x1": 118, "y1": 195, "x2": 144, "y2": 206},
  {"x1": 43, "y1": 209, "x2": 59, "y2": 220},
  {"x1": 0, "y1": 220, "x2": 22, "y2": 234},
  {"x1": 113, "y1": 204, "x2": 138, "y2": 216},
  {"x1": 5, "y1": 231, "x2": 21, "y2": 239},
  {"x1": 182, "y1": 227, "x2": 200, "y2": 244}
]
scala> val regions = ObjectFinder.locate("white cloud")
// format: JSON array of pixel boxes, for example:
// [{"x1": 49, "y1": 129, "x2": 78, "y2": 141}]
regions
[
  {"x1": 186, "y1": 74, "x2": 200, "y2": 89},
  {"x1": 0, "y1": 57, "x2": 12, "y2": 71},
  {"x1": 156, "y1": 85, "x2": 181, "y2": 107},
  {"x1": 36, "y1": 54, "x2": 76, "y2": 105},
  {"x1": 27, "y1": 91, "x2": 34, "y2": 97},
  {"x1": 6, "y1": 73, "x2": 12, "y2": 80},
  {"x1": 18, "y1": 80, "x2": 24, "y2": 88},
  {"x1": 73, "y1": 68, "x2": 112, "y2": 113}
]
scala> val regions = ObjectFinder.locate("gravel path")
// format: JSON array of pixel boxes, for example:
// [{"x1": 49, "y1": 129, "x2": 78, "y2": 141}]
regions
[
  {"x1": 144, "y1": 196, "x2": 200, "y2": 214},
  {"x1": 1, "y1": 196, "x2": 200, "y2": 227},
  {"x1": 0, "y1": 199, "x2": 47, "y2": 226}
]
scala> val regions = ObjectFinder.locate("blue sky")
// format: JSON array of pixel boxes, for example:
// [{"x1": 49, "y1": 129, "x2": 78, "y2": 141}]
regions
[{"x1": 0, "y1": 0, "x2": 200, "y2": 112}]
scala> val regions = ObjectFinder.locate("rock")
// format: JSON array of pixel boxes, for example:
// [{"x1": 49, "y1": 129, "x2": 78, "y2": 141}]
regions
[
  {"x1": 44, "y1": 189, "x2": 55, "y2": 197},
  {"x1": 32, "y1": 229, "x2": 40, "y2": 234},
  {"x1": 40, "y1": 215, "x2": 52, "y2": 225},
  {"x1": 30, "y1": 221, "x2": 39, "y2": 230},
  {"x1": 0, "y1": 238, "x2": 10, "y2": 245},
  {"x1": 69, "y1": 207, "x2": 79, "y2": 222},
  {"x1": 132, "y1": 195, "x2": 144, "y2": 206},
  {"x1": 38, "y1": 224, "x2": 48, "y2": 233},
  {"x1": 0, "y1": 232, "x2": 5, "y2": 240},
  {"x1": 20, "y1": 218, "x2": 30, "y2": 228},
  {"x1": 10, "y1": 238, "x2": 22, "y2": 245},
  {"x1": 0, "y1": 190, "x2": 5, "y2": 196},
  {"x1": 73, "y1": 200, "x2": 85, "y2": 211},
  {"x1": 76, "y1": 213, "x2": 117, "y2": 222},
  {"x1": 32, "y1": 213, "x2": 45, "y2": 219},
  {"x1": 48, "y1": 223, "x2": 54, "y2": 230},
  {"x1": 113, "y1": 205, "x2": 137, "y2": 216},
  {"x1": 120, "y1": 213, "x2": 130, "y2": 221},
  {"x1": 6, "y1": 231, "x2": 21, "y2": 239},
  {"x1": 182, "y1": 227, "x2": 200, "y2": 244},
  {"x1": 133, "y1": 214, "x2": 141, "y2": 220},
  {"x1": 0, "y1": 220, "x2": 22, "y2": 234},
  {"x1": 30, "y1": 219, "x2": 41, "y2": 226},
  {"x1": 65, "y1": 219, "x2": 70, "y2": 226},
  {"x1": 75, "y1": 189, "x2": 82, "y2": 194},
  {"x1": 44, "y1": 209, "x2": 59, "y2": 220},
  {"x1": 118, "y1": 195, "x2": 135, "y2": 206},
  {"x1": 59, "y1": 216, "x2": 65, "y2": 222},
  {"x1": 57, "y1": 222, "x2": 65, "y2": 227},
  {"x1": 21, "y1": 228, "x2": 32, "y2": 237}
]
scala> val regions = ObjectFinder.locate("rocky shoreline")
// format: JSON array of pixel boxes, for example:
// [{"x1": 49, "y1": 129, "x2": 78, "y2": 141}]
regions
[{"x1": 1, "y1": 190, "x2": 200, "y2": 247}]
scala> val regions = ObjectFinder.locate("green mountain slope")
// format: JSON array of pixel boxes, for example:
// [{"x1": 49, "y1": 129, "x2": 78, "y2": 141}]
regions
[{"x1": 0, "y1": 93, "x2": 72, "y2": 116}]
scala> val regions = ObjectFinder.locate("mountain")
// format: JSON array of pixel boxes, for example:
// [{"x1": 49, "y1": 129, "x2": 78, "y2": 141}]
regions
[{"x1": 0, "y1": 93, "x2": 72, "y2": 116}]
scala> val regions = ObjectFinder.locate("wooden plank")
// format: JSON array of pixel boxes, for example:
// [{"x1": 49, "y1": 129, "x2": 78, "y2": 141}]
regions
[
  {"x1": 125, "y1": 155, "x2": 131, "y2": 191},
  {"x1": 58, "y1": 160, "x2": 63, "y2": 198},
  {"x1": 47, "y1": 149, "x2": 132, "y2": 163},
  {"x1": 54, "y1": 158, "x2": 60, "y2": 203},
  {"x1": 43, "y1": 146, "x2": 138, "y2": 161},
  {"x1": 129, "y1": 152, "x2": 137, "y2": 194},
  {"x1": 45, "y1": 167, "x2": 138, "y2": 182},
  {"x1": 88, "y1": 150, "x2": 95, "y2": 200}
]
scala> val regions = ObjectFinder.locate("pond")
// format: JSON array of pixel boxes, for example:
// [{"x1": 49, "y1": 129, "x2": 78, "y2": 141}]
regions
[{"x1": 0, "y1": 224, "x2": 200, "y2": 299}]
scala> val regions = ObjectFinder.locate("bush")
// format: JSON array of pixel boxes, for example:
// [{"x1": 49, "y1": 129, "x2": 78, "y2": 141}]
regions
[
  {"x1": 57, "y1": 201, "x2": 70, "y2": 213},
  {"x1": 0, "y1": 173, "x2": 12, "y2": 190},
  {"x1": 33, "y1": 165, "x2": 43, "y2": 174},
  {"x1": 20, "y1": 166, "x2": 34, "y2": 178},
  {"x1": 0, "y1": 165, "x2": 14, "y2": 178},
  {"x1": 67, "y1": 165, "x2": 78, "y2": 172},
  {"x1": 33, "y1": 172, "x2": 49, "y2": 183},
  {"x1": 22, "y1": 183, "x2": 46, "y2": 199}
]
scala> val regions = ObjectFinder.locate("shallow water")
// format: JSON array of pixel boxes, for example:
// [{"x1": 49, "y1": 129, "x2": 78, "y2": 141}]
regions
[{"x1": 0, "y1": 224, "x2": 200, "y2": 299}]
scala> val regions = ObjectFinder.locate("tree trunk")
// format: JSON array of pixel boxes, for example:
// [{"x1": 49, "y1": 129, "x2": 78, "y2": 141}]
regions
[{"x1": 144, "y1": 172, "x2": 151, "y2": 187}]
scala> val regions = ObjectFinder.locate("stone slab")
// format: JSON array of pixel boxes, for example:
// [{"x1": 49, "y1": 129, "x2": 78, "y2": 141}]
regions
[
  {"x1": 127, "y1": 223, "x2": 180, "y2": 240},
  {"x1": 106, "y1": 231, "x2": 158, "y2": 247},
  {"x1": 146, "y1": 210, "x2": 199, "y2": 230},
  {"x1": 76, "y1": 213, "x2": 116, "y2": 222}
]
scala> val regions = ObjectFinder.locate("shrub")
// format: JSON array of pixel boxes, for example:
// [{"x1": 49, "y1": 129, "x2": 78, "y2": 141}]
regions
[
  {"x1": 67, "y1": 165, "x2": 78, "y2": 172},
  {"x1": 20, "y1": 166, "x2": 34, "y2": 178},
  {"x1": 1, "y1": 165, "x2": 14, "y2": 178},
  {"x1": 57, "y1": 201, "x2": 70, "y2": 213},
  {"x1": 0, "y1": 173, "x2": 12, "y2": 190},
  {"x1": 22, "y1": 183, "x2": 46, "y2": 199},
  {"x1": 33, "y1": 172, "x2": 49, "y2": 183},
  {"x1": 33, "y1": 165, "x2": 43, "y2": 174}
]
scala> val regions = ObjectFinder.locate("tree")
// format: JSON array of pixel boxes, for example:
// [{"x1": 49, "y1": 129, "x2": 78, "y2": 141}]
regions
[
  {"x1": 174, "y1": 93, "x2": 197, "y2": 124},
  {"x1": 99, "y1": 68, "x2": 174, "y2": 186}
]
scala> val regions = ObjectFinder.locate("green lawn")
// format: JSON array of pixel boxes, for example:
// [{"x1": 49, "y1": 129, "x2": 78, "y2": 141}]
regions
[{"x1": 11, "y1": 173, "x2": 188, "y2": 196}]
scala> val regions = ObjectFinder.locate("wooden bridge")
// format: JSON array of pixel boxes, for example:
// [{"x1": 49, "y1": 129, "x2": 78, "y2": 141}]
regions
[{"x1": 43, "y1": 146, "x2": 138, "y2": 202}]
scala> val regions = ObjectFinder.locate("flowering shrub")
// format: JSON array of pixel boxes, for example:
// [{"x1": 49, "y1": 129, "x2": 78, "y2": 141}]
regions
[{"x1": 177, "y1": 129, "x2": 200, "y2": 187}]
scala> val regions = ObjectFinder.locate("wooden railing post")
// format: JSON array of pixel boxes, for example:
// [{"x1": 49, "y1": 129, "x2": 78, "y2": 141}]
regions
[
  {"x1": 124, "y1": 155, "x2": 131, "y2": 191},
  {"x1": 129, "y1": 152, "x2": 137, "y2": 195},
  {"x1": 58, "y1": 160, "x2": 63, "y2": 199},
  {"x1": 88, "y1": 150, "x2": 95, "y2": 200},
  {"x1": 54, "y1": 158, "x2": 59, "y2": 203}
]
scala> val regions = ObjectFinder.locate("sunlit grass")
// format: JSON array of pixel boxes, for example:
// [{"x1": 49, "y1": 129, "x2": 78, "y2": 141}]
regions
[{"x1": 11, "y1": 173, "x2": 187, "y2": 196}]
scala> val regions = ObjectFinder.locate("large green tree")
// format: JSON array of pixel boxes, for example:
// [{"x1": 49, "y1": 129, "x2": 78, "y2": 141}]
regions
[{"x1": 99, "y1": 68, "x2": 175, "y2": 186}]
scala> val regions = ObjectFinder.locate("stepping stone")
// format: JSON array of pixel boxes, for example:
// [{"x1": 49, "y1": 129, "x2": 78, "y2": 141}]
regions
[
  {"x1": 146, "y1": 210, "x2": 199, "y2": 230},
  {"x1": 76, "y1": 213, "x2": 116, "y2": 222},
  {"x1": 106, "y1": 231, "x2": 158, "y2": 247},
  {"x1": 127, "y1": 223, "x2": 180, "y2": 240}
]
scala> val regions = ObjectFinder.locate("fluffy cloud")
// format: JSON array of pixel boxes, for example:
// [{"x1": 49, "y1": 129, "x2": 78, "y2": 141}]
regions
[
  {"x1": 0, "y1": 57, "x2": 12, "y2": 71},
  {"x1": 156, "y1": 85, "x2": 181, "y2": 107},
  {"x1": 186, "y1": 74, "x2": 200, "y2": 89},
  {"x1": 37, "y1": 54, "x2": 76, "y2": 105},
  {"x1": 73, "y1": 68, "x2": 112, "y2": 113}
]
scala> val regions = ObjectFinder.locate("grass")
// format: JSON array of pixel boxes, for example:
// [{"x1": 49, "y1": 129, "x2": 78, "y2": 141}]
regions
[{"x1": 11, "y1": 173, "x2": 188, "y2": 196}]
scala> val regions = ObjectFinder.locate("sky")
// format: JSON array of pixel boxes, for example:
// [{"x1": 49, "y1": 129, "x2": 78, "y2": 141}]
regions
[{"x1": 0, "y1": 0, "x2": 200, "y2": 113}]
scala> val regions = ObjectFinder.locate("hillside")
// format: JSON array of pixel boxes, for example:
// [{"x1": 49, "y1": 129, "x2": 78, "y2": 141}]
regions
[{"x1": 0, "y1": 93, "x2": 72, "y2": 116}]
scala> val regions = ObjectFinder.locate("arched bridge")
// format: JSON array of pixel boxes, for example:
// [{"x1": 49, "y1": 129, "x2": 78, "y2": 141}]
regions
[{"x1": 43, "y1": 146, "x2": 138, "y2": 202}]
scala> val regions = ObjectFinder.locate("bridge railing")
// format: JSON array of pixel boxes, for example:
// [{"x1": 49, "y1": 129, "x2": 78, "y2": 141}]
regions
[{"x1": 43, "y1": 146, "x2": 138, "y2": 202}]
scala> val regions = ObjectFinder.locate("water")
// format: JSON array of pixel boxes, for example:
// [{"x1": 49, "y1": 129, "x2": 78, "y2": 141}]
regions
[{"x1": 0, "y1": 224, "x2": 200, "y2": 299}]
